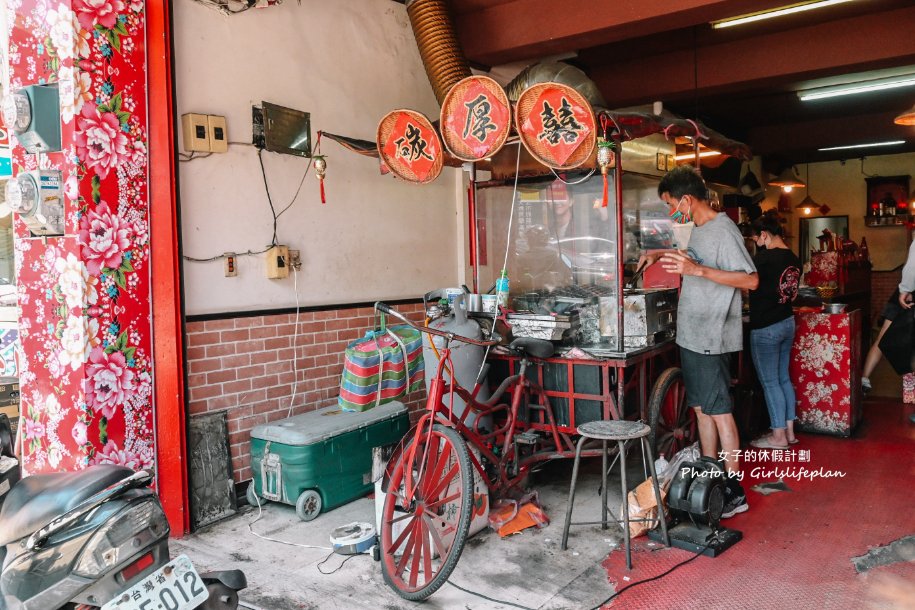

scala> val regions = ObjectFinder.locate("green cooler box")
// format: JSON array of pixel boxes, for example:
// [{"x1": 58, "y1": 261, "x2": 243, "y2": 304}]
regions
[{"x1": 248, "y1": 402, "x2": 409, "y2": 521}]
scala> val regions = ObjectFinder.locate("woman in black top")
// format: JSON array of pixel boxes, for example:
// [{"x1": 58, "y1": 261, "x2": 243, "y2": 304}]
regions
[{"x1": 748, "y1": 216, "x2": 802, "y2": 450}]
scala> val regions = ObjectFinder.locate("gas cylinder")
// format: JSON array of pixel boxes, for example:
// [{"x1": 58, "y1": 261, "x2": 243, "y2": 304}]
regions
[{"x1": 423, "y1": 293, "x2": 493, "y2": 432}]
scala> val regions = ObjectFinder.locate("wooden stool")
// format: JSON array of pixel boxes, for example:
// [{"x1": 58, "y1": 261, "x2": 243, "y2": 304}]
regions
[{"x1": 560, "y1": 420, "x2": 670, "y2": 569}]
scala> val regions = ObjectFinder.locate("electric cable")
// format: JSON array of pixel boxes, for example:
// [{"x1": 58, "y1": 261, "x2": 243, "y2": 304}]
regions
[
  {"x1": 246, "y1": 491, "x2": 331, "y2": 551},
  {"x1": 446, "y1": 580, "x2": 536, "y2": 610},
  {"x1": 587, "y1": 541, "x2": 713, "y2": 609},
  {"x1": 285, "y1": 265, "x2": 302, "y2": 419},
  {"x1": 315, "y1": 549, "x2": 367, "y2": 575},
  {"x1": 182, "y1": 246, "x2": 271, "y2": 263},
  {"x1": 257, "y1": 147, "x2": 279, "y2": 247},
  {"x1": 549, "y1": 166, "x2": 596, "y2": 185}
]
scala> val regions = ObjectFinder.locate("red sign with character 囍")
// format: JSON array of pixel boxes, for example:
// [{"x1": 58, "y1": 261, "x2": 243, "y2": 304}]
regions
[{"x1": 517, "y1": 83, "x2": 595, "y2": 169}]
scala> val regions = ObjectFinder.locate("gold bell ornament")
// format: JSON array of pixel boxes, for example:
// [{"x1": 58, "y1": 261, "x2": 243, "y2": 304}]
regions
[
  {"x1": 596, "y1": 138, "x2": 615, "y2": 208},
  {"x1": 313, "y1": 155, "x2": 327, "y2": 204}
]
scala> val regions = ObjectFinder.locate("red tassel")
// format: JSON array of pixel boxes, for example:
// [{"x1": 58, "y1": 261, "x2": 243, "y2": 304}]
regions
[
  {"x1": 319, "y1": 179, "x2": 326, "y2": 204},
  {"x1": 602, "y1": 173, "x2": 609, "y2": 208}
]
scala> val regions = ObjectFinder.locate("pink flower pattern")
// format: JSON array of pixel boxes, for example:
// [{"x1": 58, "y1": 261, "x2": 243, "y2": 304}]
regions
[
  {"x1": 789, "y1": 311, "x2": 861, "y2": 437},
  {"x1": 10, "y1": 0, "x2": 151, "y2": 476},
  {"x1": 74, "y1": 106, "x2": 130, "y2": 179},
  {"x1": 73, "y1": 0, "x2": 125, "y2": 30},
  {"x1": 86, "y1": 347, "x2": 135, "y2": 420},
  {"x1": 78, "y1": 202, "x2": 131, "y2": 274}
]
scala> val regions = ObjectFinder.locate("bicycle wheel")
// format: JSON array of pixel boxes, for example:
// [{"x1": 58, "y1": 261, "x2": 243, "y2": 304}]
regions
[
  {"x1": 648, "y1": 367, "x2": 697, "y2": 457},
  {"x1": 380, "y1": 424, "x2": 474, "y2": 601}
]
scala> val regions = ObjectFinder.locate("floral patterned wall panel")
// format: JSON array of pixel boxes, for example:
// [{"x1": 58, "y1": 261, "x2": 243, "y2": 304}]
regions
[
  {"x1": 790, "y1": 310, "x2": 862, "y2": 437},
  {"x1": 6, "y1": 0, "x2": 153, "y2": 475}
]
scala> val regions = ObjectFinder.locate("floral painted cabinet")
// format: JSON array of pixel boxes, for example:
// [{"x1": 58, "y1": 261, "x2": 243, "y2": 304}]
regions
[
  {"x1": 7, "y1": 0, "x2": 153, "y2": 475},
  {"x1": 790, "y1": 310, "x2": 862, "y2": 437}
]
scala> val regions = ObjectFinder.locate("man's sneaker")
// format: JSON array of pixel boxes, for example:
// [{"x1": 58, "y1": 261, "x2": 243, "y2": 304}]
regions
[
  {"x1": 721, "y1": 493, "x2": 749, "y2": 519},
  {"x1": 862, "y1": 377, "x2": 872, "y2": 394}
]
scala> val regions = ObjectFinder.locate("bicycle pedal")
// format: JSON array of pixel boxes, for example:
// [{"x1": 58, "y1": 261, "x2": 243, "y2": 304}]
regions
[{"x1": 514, "y1": 431, "x2": 540, "y2": 445}]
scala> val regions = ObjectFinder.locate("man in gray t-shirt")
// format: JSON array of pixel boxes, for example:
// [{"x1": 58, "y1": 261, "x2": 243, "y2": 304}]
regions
[{"x1": 640, "y1": 166, "x2": 758, "y2": 519}]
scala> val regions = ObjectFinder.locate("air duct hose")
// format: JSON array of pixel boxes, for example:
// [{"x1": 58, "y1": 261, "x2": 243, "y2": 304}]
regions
[
  {"x1": 504, "y1": 61, "x2": 607, "y2": 107},
  {"x1": 405, "y1": 0, "x2": 472, "y2": 105}
]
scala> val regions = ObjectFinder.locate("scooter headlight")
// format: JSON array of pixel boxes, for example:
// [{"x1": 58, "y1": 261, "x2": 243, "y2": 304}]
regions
[{"x1": 73, "y1": 499, "x2": 169, "y2": 577}]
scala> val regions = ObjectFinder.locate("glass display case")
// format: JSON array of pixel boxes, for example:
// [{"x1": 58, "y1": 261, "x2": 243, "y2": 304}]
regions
[{"x1": 474, "y1": 172, "x2": 675, "y2": 351}]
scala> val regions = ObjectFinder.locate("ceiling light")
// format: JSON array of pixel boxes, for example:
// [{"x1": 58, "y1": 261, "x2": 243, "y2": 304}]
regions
[
  {"x1": 673, "y1": 150, "x2": 722, "y2": 161},
  {"x1": 711, "y1": 0, "x2": 854, "y2": 30},
  {"x1": 895, "y1": 103, "x2": 915, "y2": 125},
  {"x1": 798, "y1": 75, "x2": 915, "y2": 101},
  {"x1": 817, "y1": 140, "x2": 905, "y2": 152},
  {"x1": 768, "y1": 167, "x2": 805, "y2": 193}
]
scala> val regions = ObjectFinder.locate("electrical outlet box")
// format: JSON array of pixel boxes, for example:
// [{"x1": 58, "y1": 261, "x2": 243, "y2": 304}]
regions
[
  {"x1": 207, "y1": 115, "x2": 228, "y2": 153},
  {"x1": 266, "y1": 245, "x2": 289, "y2": 279},
  {"x1": 224, "y1": 252, "x2": 237, "y2": 277},
  {"x1": 181, "y1": 113, "x2": 211, "y2": 152},
  {"x1": 288, "y1": 249, "x2": 301, "y2": 270}
]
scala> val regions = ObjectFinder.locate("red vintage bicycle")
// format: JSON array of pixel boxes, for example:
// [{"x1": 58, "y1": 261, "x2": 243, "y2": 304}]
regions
[{"x1": 375, "y1": 301, "x2": 615, "y2": 600}]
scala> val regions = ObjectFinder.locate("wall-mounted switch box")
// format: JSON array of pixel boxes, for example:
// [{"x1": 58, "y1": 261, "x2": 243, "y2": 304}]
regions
[
  {"x1": 181, "y1": 113, "x2": 211, "y2": 152},
  {"x1": 265, "y1": 245, "x2": 289, "y2": 279},
  {"x1": 207, "y1": 115, "x2": 228, "y2": 153},
  {"x1": 224, "y1": 252, "x2": 237, "y2": 277}
]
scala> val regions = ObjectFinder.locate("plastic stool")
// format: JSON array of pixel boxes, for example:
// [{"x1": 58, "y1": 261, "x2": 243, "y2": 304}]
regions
[{"x1": 560, "y1": 420, "x2": 670, "y2": 569}]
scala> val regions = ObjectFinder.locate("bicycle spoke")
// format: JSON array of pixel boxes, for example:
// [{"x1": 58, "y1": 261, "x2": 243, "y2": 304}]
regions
[
  {"x1": 426, "y1": 490, "x2": 461, "y2": 511},
  {"x1": 423, "y1": 514, "x2": 449, "y2": 562},
  {"x1": 421, "y1": 519, "x2": 433, "y2": 584},
  {"x1": 426, "y1": 464, "x2": 459, "y2": 502},
  {"x1": 408, "y1": 516, "x2": 427, "y2": 588},
  {"x1": 388, "y1": 511, "x2": 413, "y2": 526},
  {"x1": 395, "y1": 520, "x2": 420, "y2": 576},
  {"x1": 391, "y1": 513, "x2": 417, "y2": 553},
  {"x1": 421, "y1": 437, "x2": 448, "y2": 497},
  {"x1": 422, "y1": 507, "x2": 458, "y2": 537}
]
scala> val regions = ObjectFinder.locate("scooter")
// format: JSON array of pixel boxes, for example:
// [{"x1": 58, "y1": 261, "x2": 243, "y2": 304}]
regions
[{"x1": 0, "y1": 414, "x2": 246, "y2": 610}]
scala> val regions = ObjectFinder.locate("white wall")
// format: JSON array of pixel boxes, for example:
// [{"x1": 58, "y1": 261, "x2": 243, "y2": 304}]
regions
[{"x1": 174, "y1": 0, "x2": 461, "y2": 315}]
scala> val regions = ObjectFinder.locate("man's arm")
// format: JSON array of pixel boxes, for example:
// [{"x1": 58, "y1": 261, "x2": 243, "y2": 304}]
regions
[{"x1": 661, "y1": 251, "x2": 759, "y2": 290}]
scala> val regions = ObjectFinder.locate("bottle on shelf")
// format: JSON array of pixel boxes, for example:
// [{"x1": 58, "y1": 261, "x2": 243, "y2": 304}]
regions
[{"x1": 495, "y1": 269, "x2": 510, "y2": 309}]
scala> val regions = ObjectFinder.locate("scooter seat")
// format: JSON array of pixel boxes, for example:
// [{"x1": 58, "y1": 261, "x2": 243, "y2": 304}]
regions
[{"x1": 0, "y1": 465, "x2": 136, "y2": 546}]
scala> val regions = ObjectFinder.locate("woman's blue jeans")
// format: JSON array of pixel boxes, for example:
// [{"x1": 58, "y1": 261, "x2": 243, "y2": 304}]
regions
[{"x1": 750, "y1": 316, "x2": 796, "y2": 430}]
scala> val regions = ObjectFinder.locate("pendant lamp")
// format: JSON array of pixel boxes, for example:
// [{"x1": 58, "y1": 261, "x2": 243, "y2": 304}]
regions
[
  {"x1": 795, "y1": 165, "x2": 817, "y2": 215},
  {"x1": 894, "y1": 103, "x2": 915, "y2": 125},
  {"x1": 768, "y1": 166, "x2": 806, "y2": 193}
]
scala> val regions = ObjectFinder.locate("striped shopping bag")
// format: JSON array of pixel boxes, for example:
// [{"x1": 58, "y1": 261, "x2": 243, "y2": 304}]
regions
[{"x1": 338, "y1": 325, "x2": 424, "y2": 412}]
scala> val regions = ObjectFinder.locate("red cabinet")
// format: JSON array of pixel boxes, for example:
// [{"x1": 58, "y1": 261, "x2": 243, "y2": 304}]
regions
[{"x1": 790, "y1": 310, "x2": 862, "y2": 437}]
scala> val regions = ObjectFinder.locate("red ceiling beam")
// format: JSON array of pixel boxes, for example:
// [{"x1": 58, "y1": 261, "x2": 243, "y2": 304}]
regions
[
  {"x1": 590, "y1": 6, "x2": 915, "y2": 107},
  {"x1": 454, "y1": 0, "x2": 773, "y2": 66}
]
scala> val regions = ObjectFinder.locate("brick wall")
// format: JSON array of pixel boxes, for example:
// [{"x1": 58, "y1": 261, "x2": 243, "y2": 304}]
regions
[{"x1": 185, "y1": 302, "x2": 427, "y2": 482}]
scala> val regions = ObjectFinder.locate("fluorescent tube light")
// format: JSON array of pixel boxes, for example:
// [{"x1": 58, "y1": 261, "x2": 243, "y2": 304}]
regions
[
  {"x1": 673, "y1": 150, "x2": 722, "y2": 161},
  {"x1": 817, "y1": 140, "x2": 905, "y2": 152},
  {"x1": 711, "y1": 0, "x2": 854, "y2": 30},
  {"x1": 799, "y1": 76, "x2": 915, "y2": 101}
]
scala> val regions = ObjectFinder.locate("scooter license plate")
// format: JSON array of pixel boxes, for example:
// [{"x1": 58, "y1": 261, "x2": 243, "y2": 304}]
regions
[{"x1": 101, "y1": 554, "x2": 209, "y2": 610}]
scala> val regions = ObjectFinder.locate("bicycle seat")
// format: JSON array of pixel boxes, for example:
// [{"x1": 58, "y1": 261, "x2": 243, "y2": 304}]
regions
[{"x1": 508, "y1": 337, "x2": 554, "y2": 359}]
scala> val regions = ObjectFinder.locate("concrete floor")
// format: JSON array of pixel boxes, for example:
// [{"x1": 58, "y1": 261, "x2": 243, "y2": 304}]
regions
[{"x1": 172, "y1": 456, "x2": 651, "y2": 610}]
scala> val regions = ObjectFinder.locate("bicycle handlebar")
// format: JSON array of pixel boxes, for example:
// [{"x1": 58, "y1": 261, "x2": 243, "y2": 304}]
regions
[{"x1": 374, "y1": 301, "x2": 501, "y2": 348}]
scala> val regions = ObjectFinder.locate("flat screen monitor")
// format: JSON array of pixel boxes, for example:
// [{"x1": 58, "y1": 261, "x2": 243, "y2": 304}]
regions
[{"x1": 262, "y1": 101, "x2": 311, "y2": 158}]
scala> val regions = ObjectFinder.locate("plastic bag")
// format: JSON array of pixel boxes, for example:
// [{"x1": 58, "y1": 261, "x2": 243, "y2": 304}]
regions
[{"x1": 658, "y1": 442, "x2": 700, "y2": 492}]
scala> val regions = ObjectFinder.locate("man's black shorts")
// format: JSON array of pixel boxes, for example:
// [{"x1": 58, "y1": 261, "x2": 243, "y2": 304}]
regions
[{"x1": 680, "y1": 347, "x2": 732, "y2": 415}]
